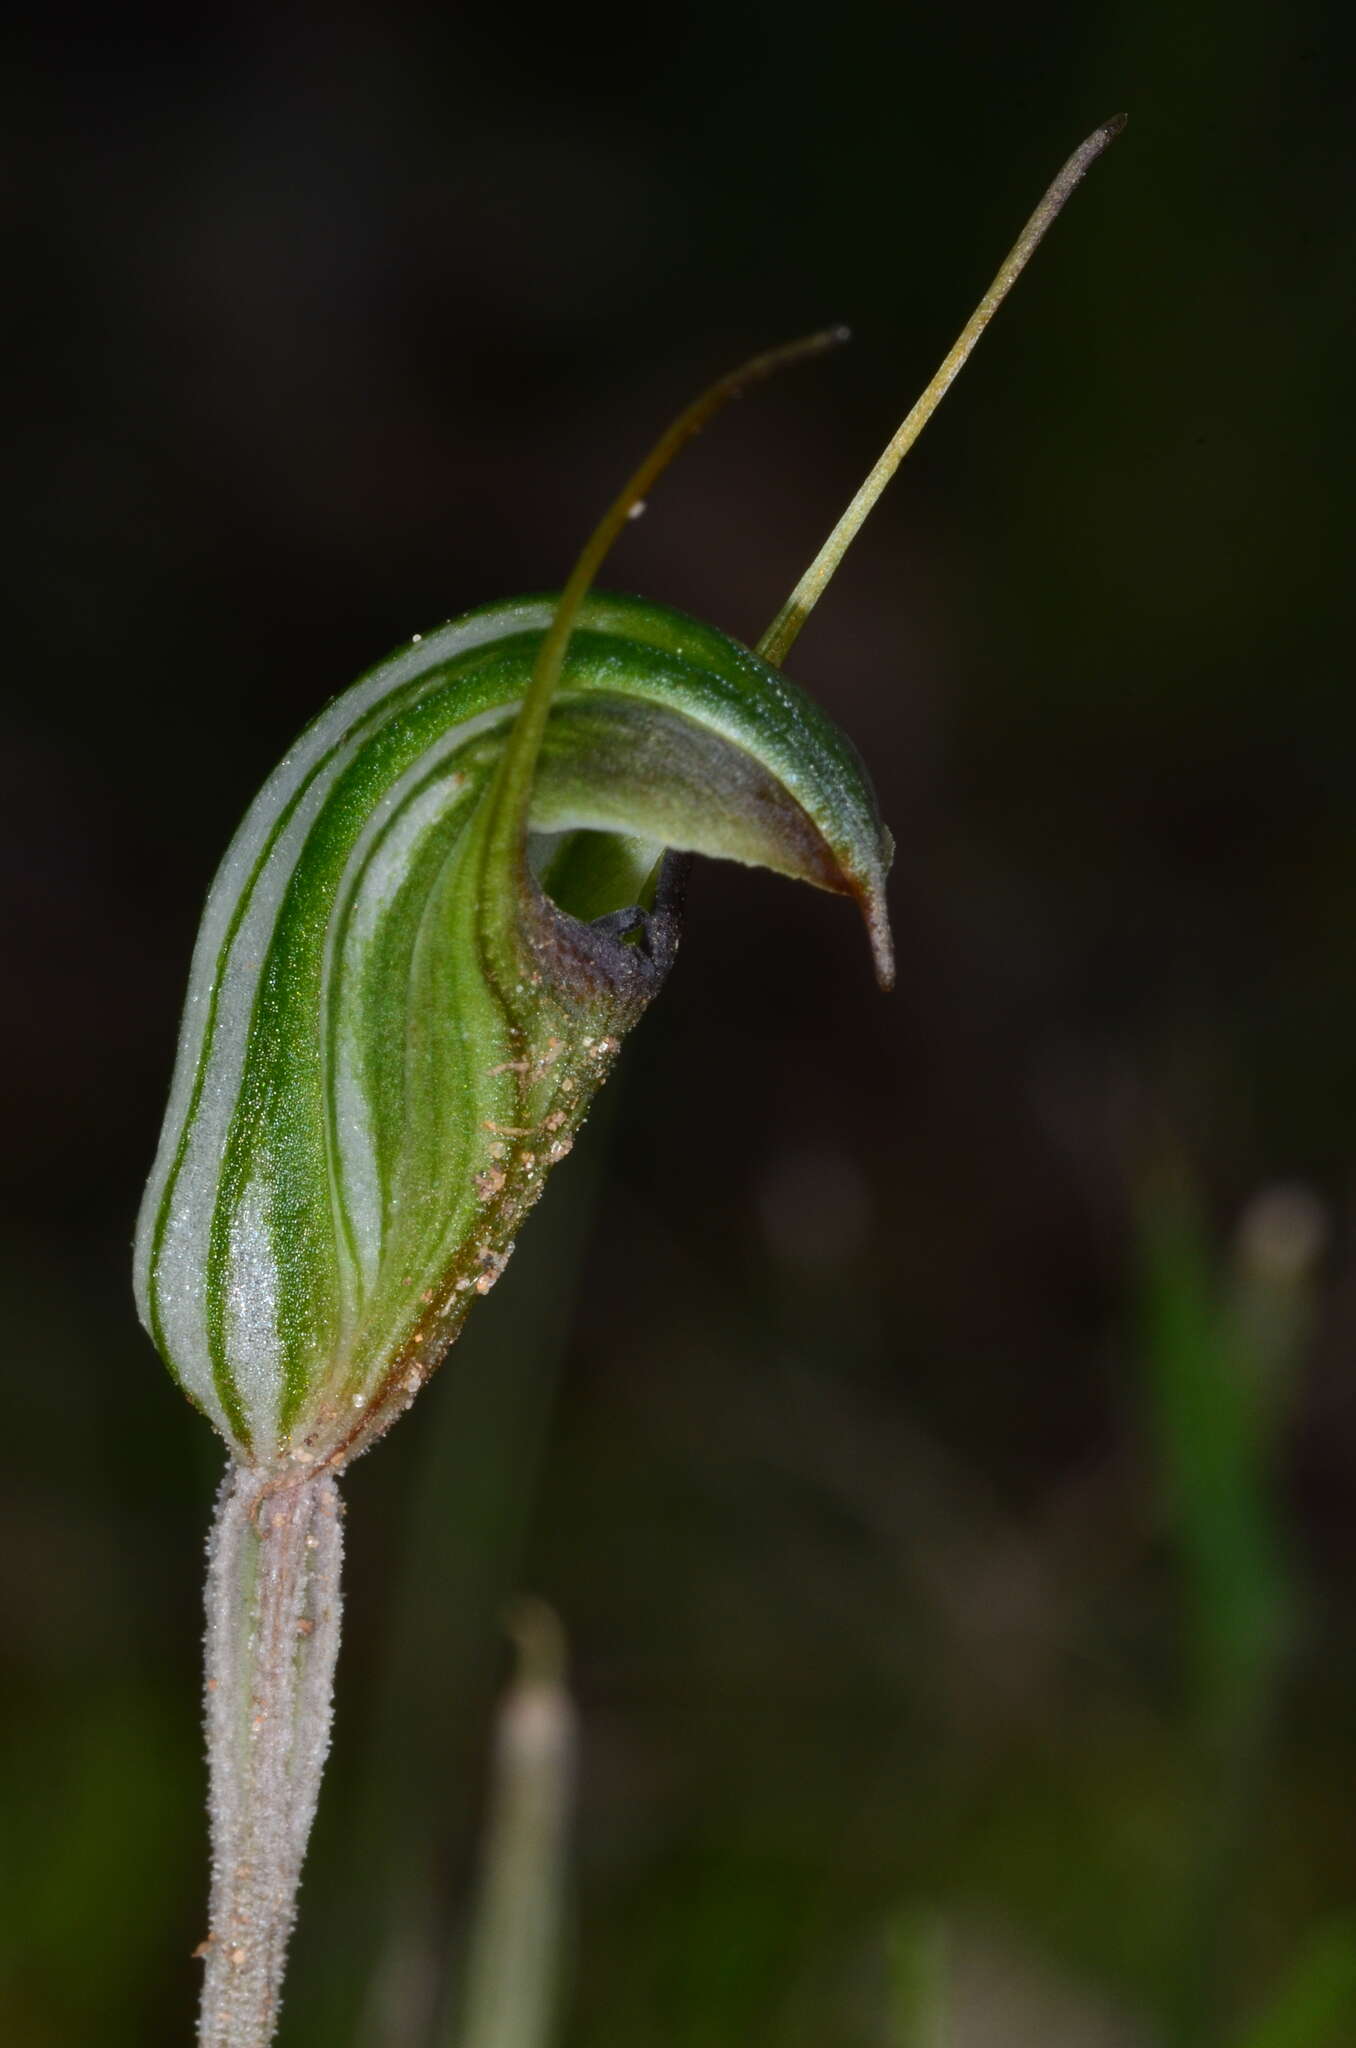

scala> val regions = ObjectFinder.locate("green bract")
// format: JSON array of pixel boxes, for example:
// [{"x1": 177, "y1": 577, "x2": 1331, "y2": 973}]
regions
[{"x1": 134, "y1": 590, "x2": 892, "y2": 1475}]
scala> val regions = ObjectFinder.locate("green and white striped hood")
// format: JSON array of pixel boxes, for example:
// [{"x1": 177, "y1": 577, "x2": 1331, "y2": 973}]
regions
[{"x1": 135, "y1": 591, "x2": 892, "y2": 1475}]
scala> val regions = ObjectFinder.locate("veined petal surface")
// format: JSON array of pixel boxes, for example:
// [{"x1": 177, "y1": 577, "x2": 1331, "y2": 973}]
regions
[{"x1": 135, "y1": 592, "x2": 892, "y2": 1472}]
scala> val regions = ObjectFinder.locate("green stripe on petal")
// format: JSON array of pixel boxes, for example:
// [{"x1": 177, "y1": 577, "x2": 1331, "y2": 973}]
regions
[{"x1": 135, "y1": 592, "x2": 892, "y2": 1472}]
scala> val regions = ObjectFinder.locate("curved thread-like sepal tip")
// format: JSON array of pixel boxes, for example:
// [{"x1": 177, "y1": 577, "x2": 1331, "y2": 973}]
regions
[{"x1": 135, "y1": 593, "x2": 892, "y2": 1473}]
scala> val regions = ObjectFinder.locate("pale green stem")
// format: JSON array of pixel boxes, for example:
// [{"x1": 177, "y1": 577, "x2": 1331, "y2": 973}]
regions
[
  {"x1": 454, "y1": 1603, "x2": 576, "y2": 2048},
  {"x1": 198, "y1": 1464, "x2": 344, "y2": 2048},
  {"x1": 758, "y1": 117, "x2": 1126, "y2": 669}
]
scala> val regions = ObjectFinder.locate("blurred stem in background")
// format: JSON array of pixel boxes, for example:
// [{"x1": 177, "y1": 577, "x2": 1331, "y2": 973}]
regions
[
  {"x1": 884, "y1": 1909, "x2": 949, "y2": 2048},
  {"x1": 1138, "y1": 1170, "x2": 1325, "y2": 2047},
  {"x1": 288, "y1": 1124, "x2": 606, "y2": 2048},
  {"x1": 452, "y1": 1602, "x2": 577, "y2": 2048}
]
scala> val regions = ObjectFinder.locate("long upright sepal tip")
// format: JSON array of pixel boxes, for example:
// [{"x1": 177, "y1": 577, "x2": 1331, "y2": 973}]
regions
[{"x1": 758, "y1": 118, "x2": 1127, "y2": 669}]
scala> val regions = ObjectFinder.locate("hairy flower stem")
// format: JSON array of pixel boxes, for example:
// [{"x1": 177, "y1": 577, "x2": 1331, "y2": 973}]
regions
[{"x1": 198, "y1": 1465, "x2": 344, "y2": 2048}]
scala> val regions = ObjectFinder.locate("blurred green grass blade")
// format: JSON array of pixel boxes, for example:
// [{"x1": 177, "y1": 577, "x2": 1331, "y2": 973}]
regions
[
  {"x1": 452, "y1": 1603, "x2": 576, "y2": 2048},
  {"x1": 1231, "y1": 1917, "x2": 1356, "y2": 2048},
  {"x1": 885, "y1": 1909, "x2": 948, "y2": 2048},
  {"x1": 1136, "y1": 1173, "x2": 1287, "y2": 1714},
  {"x1": 1136, "y1": 1172, "x2": 1325, "y2": 2048}
]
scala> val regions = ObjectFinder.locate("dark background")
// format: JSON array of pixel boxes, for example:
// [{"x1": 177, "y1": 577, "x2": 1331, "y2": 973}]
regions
[{"x1": 4, "y1": 4, "x2": 1355, "y2": 2044}]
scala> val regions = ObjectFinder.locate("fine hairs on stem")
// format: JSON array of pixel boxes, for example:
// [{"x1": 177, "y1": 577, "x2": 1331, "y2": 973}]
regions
[
  {"x1": 758, "y1": 117, "x2": 1126, "y2": 669},
  {"x1": 198, "y1": 1470, "x2": 344, "y2": 2048}
]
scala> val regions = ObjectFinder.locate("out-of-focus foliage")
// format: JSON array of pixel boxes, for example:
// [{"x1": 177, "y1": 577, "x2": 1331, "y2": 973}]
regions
[{"x1": 3, "y1": 1, "x2": 1355, "y2": 2044}]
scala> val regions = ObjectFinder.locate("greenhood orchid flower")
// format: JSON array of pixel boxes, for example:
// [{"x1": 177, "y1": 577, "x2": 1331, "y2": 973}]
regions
[
  {"x1": 135, "y1": 120, "x2": 1122, "y2": 2048},
  {"x1": 134, "y1": 589, "x2": 893, "y2": 1476}
]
